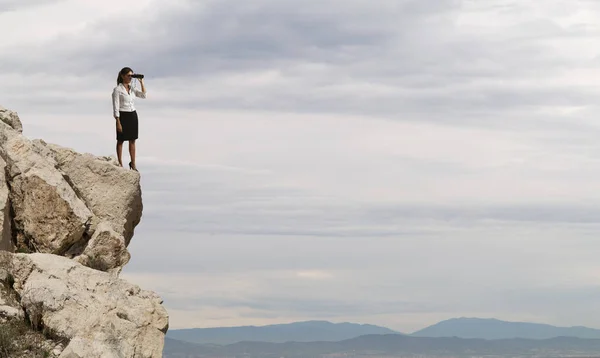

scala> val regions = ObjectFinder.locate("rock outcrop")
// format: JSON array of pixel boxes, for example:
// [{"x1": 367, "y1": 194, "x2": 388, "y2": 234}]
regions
[
  {"x1": 1, "y1": 252, "x2": 168, "y2": 357},
  {"x1": 0, "y1": 124, "x2": 94, "y2": 256},
  {"x1": 0, "y1": 107, "x2": 168, "y2": 357},
  {"x1": 0, "y1": 109, "x2": 142, "y2": 273},
  {"x1": 0, "y1": 106, "x2": 23, "y2": 133}
]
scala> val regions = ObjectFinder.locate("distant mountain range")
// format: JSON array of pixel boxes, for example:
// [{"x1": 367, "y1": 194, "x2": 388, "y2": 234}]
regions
[
  {"x1": 163, "y1": 334, "x2": 600, "y2": 358},
  {"x1": 167, "y1": 317, "x2": 600, "y2": 346},
  {"x1": 411, "y1": 317, "x2": 600, "y2": 340},
  {"x1": 166, "y1": 320, "x2": 398, "y2": 345}
]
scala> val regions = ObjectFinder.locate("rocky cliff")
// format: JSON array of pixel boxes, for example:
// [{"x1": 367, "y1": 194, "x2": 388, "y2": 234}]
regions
[{"x1": 0, "y1": 106, "x2": 169, "y2": 357}]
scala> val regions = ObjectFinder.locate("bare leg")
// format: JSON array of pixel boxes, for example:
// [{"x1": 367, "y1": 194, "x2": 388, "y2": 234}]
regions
[
  {"x1": 116, "y1": 140, "x2": 124, "y2": 167},
  {"x1": 129, "y1": 140, "x2": 137, "y2": 170}
]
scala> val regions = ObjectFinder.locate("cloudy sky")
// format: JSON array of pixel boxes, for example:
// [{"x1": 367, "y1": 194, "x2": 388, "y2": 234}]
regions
[{"x1": 3, "y1": 0, "x2": 600, "y2": 332}]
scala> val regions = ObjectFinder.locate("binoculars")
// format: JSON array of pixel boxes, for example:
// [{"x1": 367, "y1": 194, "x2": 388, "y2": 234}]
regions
[{"x1": 132, "y1": 74, "x2": 144, "y2": 79}]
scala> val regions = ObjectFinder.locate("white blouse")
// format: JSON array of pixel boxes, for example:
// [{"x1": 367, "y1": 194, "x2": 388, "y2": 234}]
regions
[{"x1": 112, "y1": 83, "x2": 146, "y2": 118}]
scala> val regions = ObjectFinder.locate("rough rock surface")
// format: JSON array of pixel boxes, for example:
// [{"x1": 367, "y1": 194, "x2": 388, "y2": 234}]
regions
[
  {"x1": 0, "y1": 253, "x2": 62, "y2": 357},
  {"x1": 76, "y1": 221, "x2": 131, "y2": 273},
  {"x1": 0, "y1": 122, "x2": 93, "y2": 255},
  {"x1": 32, "y1": 140, "x2": 143, "y2": 244},
  {"x1": 0, "y1": 106, "x2": 167, "y2": 357},
  {"x1": 8, "y1": 253, "x2": 168, "y2": 358},
  {"x1": 0, "y1": 111, "x2": 143, "y2": 272},
  {"x1": 0, "y1": 105, "x2": 23, "y2": 133}
]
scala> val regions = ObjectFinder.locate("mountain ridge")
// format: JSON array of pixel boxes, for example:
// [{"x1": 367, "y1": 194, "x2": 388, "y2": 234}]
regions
[
  {"x1": 167, "y1": 317, "x2": 600, "y2": 347},
  {"x1": 412, "y1": 317, "x2": 600, "y2": 340},
  {"x1": 167, "y1": 320, "x2": 400, "y2": 345}
]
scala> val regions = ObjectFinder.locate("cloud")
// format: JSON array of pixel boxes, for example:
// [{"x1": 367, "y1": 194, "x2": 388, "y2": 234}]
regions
[
  {"x1": 6, "y1": 0, "x2": 600, "y2": 124},
  {"x1": 123, "y1": 227, "x2": 600, "y2": 330},
  {"x1": 4, "y1": 0, "x2": 600, "y2": 332},
  {"x1": 296, "y1": 270, "x2": 335, "y2": 280},
  {"x1": 0, "y1": 0, "x2": 65, "y2": 12}
]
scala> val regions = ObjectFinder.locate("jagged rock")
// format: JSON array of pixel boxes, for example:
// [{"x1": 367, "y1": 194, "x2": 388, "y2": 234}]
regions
[
  {"x1": 0, "y1": 157, "x2": 12, "y2": 252},
  {"x1": 0, "y1": 106, "x2": 167, "y2": 355},
  {"x1": 10, "y1": 253, "x2": 168, "y2": 358},
  {"x1": 32, "y1": 140, "x2": 142, "y2": 245},
  {"x1": 74, "y1": 221, "x2": 130, "y2": 275},
  {"x1": 0, "y1": 122, "x2": 93, "y2": 255},
  {"x1": 0, "y1": 114, "x2": 144, "y2": 272},
  {"x1": 27, "y1": 139, "x2": 142, "y2": 273},
  {"x1": 0, "y1": 105, "x2": 23, "y2": 133}
]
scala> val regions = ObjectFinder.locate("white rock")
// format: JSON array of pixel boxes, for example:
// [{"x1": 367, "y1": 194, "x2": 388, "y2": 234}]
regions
[
  {"x1": 0, "y1": 122, "x2": 93, "y2": 254},
  {"x1": 29, "y1": 140, "x2": 143, "y2": 272},
  {"x1": 74, "y1": 221, "x2": 131, "y2": 275},
  {"x1": 0, "y1": 106, "x2": 168, "y2": 356},
  {"x1": 0, "y1": 105, "x2": 23, "y2": 133},
  {"x1": 11, "y1": 253, "x2": 168, "y2": 358},
  {"x1": 32, "y1": 141, "x2": 143, "y2": 245}
]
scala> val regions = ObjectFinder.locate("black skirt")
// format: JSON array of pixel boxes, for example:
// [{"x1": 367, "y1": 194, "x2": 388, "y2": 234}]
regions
[{"x1": 117, "y1": 110, "x2": 139, "y2": 141}]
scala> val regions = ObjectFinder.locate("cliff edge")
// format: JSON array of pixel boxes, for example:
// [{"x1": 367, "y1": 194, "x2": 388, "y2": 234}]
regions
[{"x1": 0, "y1": 106, "x2": 168, "y2": 358}]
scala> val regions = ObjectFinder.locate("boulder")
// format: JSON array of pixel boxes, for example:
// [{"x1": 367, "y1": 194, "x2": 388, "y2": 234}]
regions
[
  {"x1": 0, "y1": 106, "x2": 23, "y2": 133},
  {"x1": 11, "y1": 253, "x2": 168, "y2": 358},
  {"x1": 0, "y1": 122, "x2": 93, "y2": 255},
  {"x1": 74, "y1": 221, "x2": 130, "y2": 274},
  {"x1": 28, "y1": 140, "x2": 143, "y2": 273},
  {"x1": 32, "y1": 140, "x2": 142, "y2": 245}
]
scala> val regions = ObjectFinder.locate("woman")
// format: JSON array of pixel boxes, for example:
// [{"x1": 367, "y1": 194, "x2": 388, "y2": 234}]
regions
[{"x1": 112, "y1": 67, "x2": 146, "y2": 171}]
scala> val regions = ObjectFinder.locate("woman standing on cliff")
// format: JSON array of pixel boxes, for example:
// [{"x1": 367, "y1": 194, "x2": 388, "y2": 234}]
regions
[{"x1": 112, "y1": 67, "x2": 146, "y2": 171}]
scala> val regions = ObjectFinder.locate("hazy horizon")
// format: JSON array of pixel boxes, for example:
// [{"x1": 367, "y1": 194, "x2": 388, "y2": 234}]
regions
[
  {"x1": 2, "y1": 0, "x2": 600, "y2": 332},
  {"x1": 167, "y1": 317, "x2": 600, "y2": 332}
]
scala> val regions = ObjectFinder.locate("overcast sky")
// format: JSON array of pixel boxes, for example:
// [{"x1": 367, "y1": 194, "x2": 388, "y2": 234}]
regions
[{"x1": 3, "y1": 0, "x2": 600, "y2": 332}]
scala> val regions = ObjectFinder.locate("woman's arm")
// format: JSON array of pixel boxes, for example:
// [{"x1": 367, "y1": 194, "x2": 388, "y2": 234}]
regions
[
  {"x1": 112, "y1": 87, "x2": 120, "y2": 119},
  {"x1": 112, "y1": 88, "x2": 122, "y2": 132},
  {"x1": 134, "y1": 79, "x2": 147, "y2": 99}
]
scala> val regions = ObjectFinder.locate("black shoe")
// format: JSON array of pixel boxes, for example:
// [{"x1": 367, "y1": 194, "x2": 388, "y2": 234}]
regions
[{"x1": 129, "y1": 162, "x2": 138, "y2": 171}]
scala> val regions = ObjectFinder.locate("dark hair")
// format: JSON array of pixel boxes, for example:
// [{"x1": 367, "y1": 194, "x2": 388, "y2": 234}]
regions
[{"x1": 117, "y1": 67, "x2": 134, "y2": 84}]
